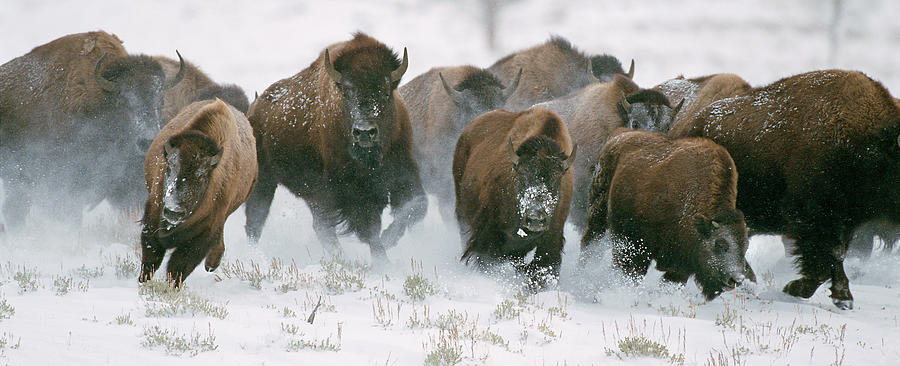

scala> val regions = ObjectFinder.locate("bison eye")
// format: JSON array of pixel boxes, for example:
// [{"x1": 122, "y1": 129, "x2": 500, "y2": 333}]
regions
[{"x1": 714, "y1": 239, "x2": 728, "y2": 254}]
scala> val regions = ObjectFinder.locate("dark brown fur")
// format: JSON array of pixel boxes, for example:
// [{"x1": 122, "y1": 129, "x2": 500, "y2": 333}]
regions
[
  {"x1": 453, "y1": 107, "x2": 574, "y2": 287},
  {"x1": 244, "y1": 33, "x2": 426, "y2": 259},
  {"x1": 669, "y1": 70, "x2": 900, "y2": 309},
  {"x1": 581, "y1": 129, "x2": 753, "y2": 299},
  {"x1": 154, "y1": 55, "x2": 249, "y2": 122},
  {"x1": 653, "y1": 73, "x2": 751, "y2": 126},
  {"x1": 140, "y1": 99, "x2": 258, "y2": 285},
  {"x1": 488, "y1": 36, "x2": 626, "y2": 111},
  {"x1": 0, "y1": 31, "x2": 181, "y2": 230},
  {"x1": 400, "y1": 65, "x2": 511, "y2": 220}
]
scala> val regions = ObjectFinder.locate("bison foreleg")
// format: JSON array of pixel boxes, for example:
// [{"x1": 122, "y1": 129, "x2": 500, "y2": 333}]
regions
[
  {"x1": 244, "y1": 167, "x2": 277, "y2": 244},
  {"x1": 783, "y1": 232, "x2": 853, "y2": 309},
  {"x1": 522, "y1": 233, "x2": 564, "y2": 292},
  {"x1": 166, "y1": 235, "x2": 217, "y2": 287},
  {"x1": 139, "y1": 227, "x2": 165, "y2": 283},
  {"x1": 204, "y1": 231, "x2": 226, "y2": 272},
  {"x1": 611, "y1": 235, "x2": 651, "y2": 285},
  {"x1": 381, "y1": 194, "x2": 427, "y2": 249}
]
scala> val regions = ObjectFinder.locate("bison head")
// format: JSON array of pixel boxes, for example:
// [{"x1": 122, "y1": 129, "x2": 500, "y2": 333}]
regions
[
  {"x1": 508, "y1": 136, "x2": 576, "y2": 236},
  {"x1": 692, "y1": 208, "x2": 756, "y2": 300},
  {"x1": 617, "y1": 89, "x2": 683, "y2": 133},
  {"x1": 159, "y1": 132, "x2": 222, "y2": 237},
  {"x1": 440, "y1": 68, "x2": 521, "y2": 126},
  {"x1": 323, "y1": 46, "x2": 408, "y2": 169},
  {"x1": 95, "y1": 51, "x2": 185, "y2": 156}
]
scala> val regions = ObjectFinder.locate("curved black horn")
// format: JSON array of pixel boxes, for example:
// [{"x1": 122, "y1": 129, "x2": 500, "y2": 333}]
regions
[
  {"x1": 93, "y1": 53, "x2": 118, "y2": 93},
  {"x1": 439, "y1": 72, "x2": 465, "y2": 105},
  {"x1": 626, "y1": 59, "x2": 635, "y2": 79},
  {"x1": 507, "y1": 137, "x2": 519, "y2": 165},
  {"x1": 672, "y1": 98, "x2": 685, "y2": 119},
  {"x1": 588, "y1": 59, "x2": 600, "y2": 82},
  {"x1": 390, "y1": 47, "x2": 409, "y2": 83},
  {"x1": 323, "y1": 49, "x2": 342, "y2": 85},
  {"x1": 501, "y1": 68, "x2": 523, "y2": 101},
  {"x1": 620, "y1": 91, "x2": 631, "y2": 112},
  {"x1": 164, "y1": 50, "x2": 185, "y2": 90},
  {"x1": 563, "y1": 143, "x2": 577, "y2": 170}
]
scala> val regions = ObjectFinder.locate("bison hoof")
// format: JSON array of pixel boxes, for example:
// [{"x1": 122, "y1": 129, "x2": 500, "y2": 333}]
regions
[
  {"x1": 783, "y1": 278, "x2": 820, "y2": 299},
  {"x1": 832, "y1": 298, "x2": 853, "y2": 310}
]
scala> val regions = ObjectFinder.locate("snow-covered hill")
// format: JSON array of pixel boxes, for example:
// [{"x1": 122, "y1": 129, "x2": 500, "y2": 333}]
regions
[{"x1": 1, "y1": 0, "x2": 899, "y2": 365}]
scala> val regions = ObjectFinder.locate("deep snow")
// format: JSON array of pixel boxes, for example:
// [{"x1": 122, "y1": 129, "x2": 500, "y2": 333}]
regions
[{"x1": 1, "y1": 0, "x2": 900, "y2": 365}]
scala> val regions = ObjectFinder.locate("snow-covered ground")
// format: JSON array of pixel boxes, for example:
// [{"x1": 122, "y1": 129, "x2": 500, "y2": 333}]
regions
[{"x1": 1, "y1": 0, "x2": 899, "y2": 365}]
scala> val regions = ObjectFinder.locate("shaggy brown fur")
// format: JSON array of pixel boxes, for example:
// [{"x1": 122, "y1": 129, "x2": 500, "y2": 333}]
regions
[
  {"x1": 453, "y1": 107, "x2": 574, "y2": 287},
  {"x1": 581, "y1": 129, "x2": 754, "y2": 299},
  {"x1": 154, "y1": 55, "x2": 249, "y2": 122},
  {"x1": 670, "y1": 69, "x2": 900, "y2": 309},
  {"x1": 653, "y1": 73, "x2": 751, "y2": 126},
  {"x1": 400, "y1": 65, "x2": 516, "y2": 220},
  {"x1": 488, "y1": 36, "x2": 628, "y2": 111},
  {"x1": 0, "y1": 31, "x2": 182, "y2": 230},
  {"x1": 140, "y1": 99, "x2": 257, "y2": 285},
  {"x1": 245, "y1": 33, "x2": 426, "y2": 259}
]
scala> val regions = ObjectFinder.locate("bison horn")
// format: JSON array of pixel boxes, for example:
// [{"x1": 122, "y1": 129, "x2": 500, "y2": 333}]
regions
[
  {"x1": 439, "y1": 72, "x2": 465, "y2": 106},
  {"x1": 620, "y1": 91, "x2": 632, "y2": 112},
  {"x1": 164, "y1": 50, "x2": 185, "y2": 90},
  {"x1": 507, "y1": 137, "x2": 519, "y2": 165},
  {"x1": 501, "y1": 68, "x2": 523, "y2": 102},
  {"x1": 323, "y1": 49, "x2": 343, "y2": 85},
  {"x1": 588, "y1": 59, "x2": 600, "y2": 83},
  {"x1": 93, "y1": 53, "x2": 118, "y2": 93},
  {"x1": 390, "y1": 47, "x2": 409, "y2": 83},
  {"x1": 563, "y1": 143, "x2": 577, "y2": 170},
  {"x1": 672, "y1": 98, "x2": 685, "y2": 119},
  {"x1": 626, "y1": 59, "x2": 635, "y2": 79}
]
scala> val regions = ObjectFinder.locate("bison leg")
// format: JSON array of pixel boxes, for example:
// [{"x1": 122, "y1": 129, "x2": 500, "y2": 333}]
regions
[
  {"x1": 611, "y1": 235, "x2": 651, "y2": 284},
  {"x1": 353, "y1": 207, "x2": 387, "y2": 262},
  {"x1": 661, "y1": 271, "x2": 690, "y2": 284},
  {"x1": 166, "y1": 235, "x2": 217, "y2": 287},
  {"x1": 382, "y1": 157, "x2": 428, "y2": 249},
  {"x1": 204, "y1": 231, "x2": 226, "y2": 272},
  {"x1": 244, "y1": 168, "x2": 277, "y2": 243},
  {"x1": 783, "y1": 233, "x2": 853, "y2": 309},
  {"x1": 523, "y1": 232, "x2": 564, "y2": 291},
  {"x1": 139, "y1": 226, "x2": 166, "y2": 282},
  {"x1": 308, "y1": 202, "x2": 341, "y2": 254},
  {"x1": 381, "y1": 194, "x2": 427, "y2": 249}
]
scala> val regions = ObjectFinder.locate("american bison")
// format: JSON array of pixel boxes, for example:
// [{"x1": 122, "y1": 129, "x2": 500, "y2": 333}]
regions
[
  {"x1": 581, "y1": 129, "x2": 755, "y2": 300},
  {"x1": 245, "y1": 33, "x2": 426, "y2": 260},
  {"x1": 400, "y1": 65, "x2": 521, "y2": 220},
  {"x1": 538, "y1": 75, "x2": 678, "y2": 231},
  {"x1": 0, "y1": 31, "x2": 184, "y2": 230},
  {"x1": 154, "y1": 54, "x2": 249, "y2": 122},
  {"x1": 487, "y1": 36, "x2": 632, "y2": 111},
  {"x1": 453, "y1": 107, "x2": 575, "y2": 287},
  {"x1": 669, "y1": 70, "x2": 900, "y2": 309},
  {"x1": 653, "y1": 73, "x2": 751, "y2": 126},
  {"x1": 140, "y1": 99, "x2": 257, "y2": 285}
]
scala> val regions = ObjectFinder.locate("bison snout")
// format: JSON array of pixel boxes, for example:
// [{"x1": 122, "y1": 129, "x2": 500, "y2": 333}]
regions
[
  {"x1": 162, "y1": 206, "x2": 186, "y2": 224},
  {"x1": 724, "y1": 273, "x2": 746, "y2": 290},
  {"x1": 523, "y1": 208, "x2": 549, "y2": 233},
  {"x1": 352, "y1": 126, "x2": 379, "y2": 148}
]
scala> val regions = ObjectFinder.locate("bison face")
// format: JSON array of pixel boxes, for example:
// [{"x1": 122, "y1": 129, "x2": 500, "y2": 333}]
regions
[
  {"x1": 441, "y1": 69, "x2": 521, "y2": 128},
  {"x1": 323, "y1": 48, "x2": 408, "y2": 169},
  {"x1": 617, "y1": 90, "x2": 683, "y2": 133},
  {"x1": 96, "y1": 53, "x2": 184, "y2": 157},
  {"x1": 693, "y1": 209, "x2": 755, "y2": 300},
  {"x1": 509, "y1": 138, "x2": 576, "y2": 237},
  {"x1": 158, "y1": 134, "x2": 222, "y2": 237}
]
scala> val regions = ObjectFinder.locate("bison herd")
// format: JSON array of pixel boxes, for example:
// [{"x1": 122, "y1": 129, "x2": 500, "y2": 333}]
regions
[{"x1": 1, "y1": 31, "x2": 899, "y2": 310}]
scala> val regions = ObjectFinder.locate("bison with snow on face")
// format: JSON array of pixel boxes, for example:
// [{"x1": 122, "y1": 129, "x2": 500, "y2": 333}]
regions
[
  {"x1": 669, "y1": 70, "x2": 900, "y2": 309},
  {"x1": 581, "y1": 130, "x2": 755, "y2": 300},
  {"x1": 537, "y1": 75, "x2": 680, "y2": 231},
  {"x1": 154, "y1": 54, "x2": 249, "y2": 122},
  {"x1": 140, "y1": 99, "x2": 257, "y2": 286},
  {"x1": 487, "y1": 36, "x2": 632, "y2": 111},
  {"x1": 0, "y1": 31, "x2": 184, "y2": 230},
  {"x1": 244, "y1": 33, "x2": 426, "y2": 260},
  {"x1": 400, "y1": 65, "x2": 521, "y2": 220},
  {"x1": 653, "y1": 73, "x2": 751, "y2": 126},
  {"x1": 453, "y1": 107, "x2": 575, "y2": 288}
]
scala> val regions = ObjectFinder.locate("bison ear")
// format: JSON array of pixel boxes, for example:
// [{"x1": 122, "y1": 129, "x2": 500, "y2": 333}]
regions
[
  {"x1": 507, "y1": 137, "x2": 520, "y2": 166},
  {"x1": 694, "y1": 214, "x2": 712, "y2": 238},
  {"x1": 208, "y1": 147, "x2": 224, "y2": 167}
]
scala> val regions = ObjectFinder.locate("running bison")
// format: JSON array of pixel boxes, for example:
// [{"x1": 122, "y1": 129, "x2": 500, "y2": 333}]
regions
[
  {"x1": 140, "y1": 99, "x2": 257, "y2": 285},
  {"x1": 581, "y1": 130, "x2": 755, "y2": 300},
  {"x1": 487, "y1": 36, "x2": 632, "y2": 111},
  {"x1": 154, "y1": 55, "x2": 249, "y2": 123},
  {"x1": 670, "y1": 70, "x2": 900, "y2": 309},
  {"x1": 245, "y1": 33, "x2": 426, "y2": 260},
  {"x1": 653, "y1": 73, "x2": 751, "y2": 126},
  {"x1": 0, "y1": 31, "x2": 184, "y2": 230},
  {"x1": 453, "y1": 107, "x2": 575, "y2": 288},
  {"x1": 400, "y1": 65, "x2": 521, "y2": 220},
  {"x1": 538, "y1": 75, "x2": 678, "y2": 231}
]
